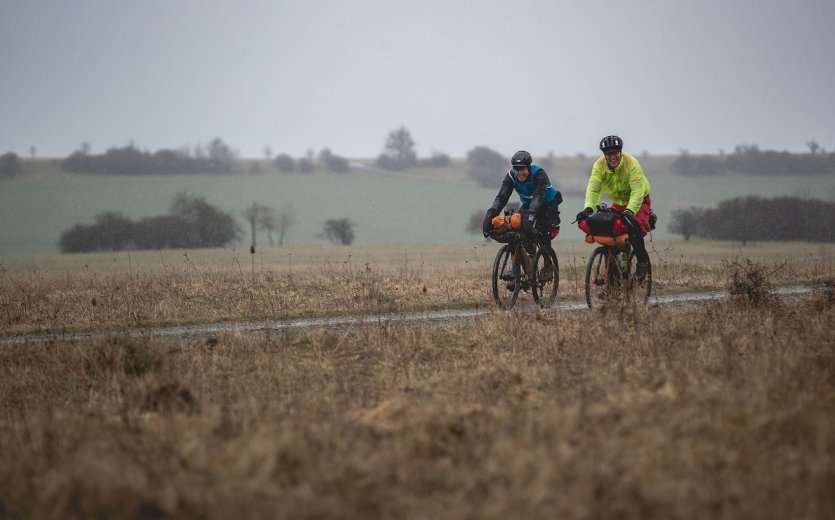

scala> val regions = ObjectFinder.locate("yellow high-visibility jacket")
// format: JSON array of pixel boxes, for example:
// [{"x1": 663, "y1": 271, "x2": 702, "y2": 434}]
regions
[{"x1": 583, "y1": 152, "x2": 651, "y2": 215}]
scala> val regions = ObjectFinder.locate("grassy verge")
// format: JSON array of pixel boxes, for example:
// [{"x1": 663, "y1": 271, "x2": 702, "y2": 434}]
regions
[
  {"x1": 1, "y1": 240, "x2": 833, "y2": 336},
  {"x1": 1, "y1": 295, "x2": 833, "y2": 518}
]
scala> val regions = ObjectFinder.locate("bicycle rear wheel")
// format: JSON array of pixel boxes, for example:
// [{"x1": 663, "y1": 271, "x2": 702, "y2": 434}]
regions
[
  {"x1": 625, "y1": 250, "x2": 652, "y2": 304},
  {"x1": 492, "y1": 244, "x2": 521, "y2": 309},
  {"x1": 533, "y1": 244, "x2": 559, "y2": 308}
]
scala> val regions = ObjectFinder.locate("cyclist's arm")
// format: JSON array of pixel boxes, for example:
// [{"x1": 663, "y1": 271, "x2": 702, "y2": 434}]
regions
[
  {"x1": 490, "y1": 172, "x2": 515, "y2": 213},
  {"x1": 528, "y1": 169, "x2": 551, "y2": 215},
  {"x1": 583, "y1": 165, "x2": 604, "y2": 210},
  {"x1": 626, "y1": 164, "x2": 648, "y2": 214}
]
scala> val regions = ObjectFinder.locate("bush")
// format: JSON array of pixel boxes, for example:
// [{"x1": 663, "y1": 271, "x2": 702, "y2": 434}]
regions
[
  {"x1": 298, "y1": 158, "x2": 314, "y2": 173},
  {"x1": 671, "y1": 151, "x2": 724, "y2": 176},
  {"x1": 466, "y1": 146, "x2": 506, "y2": 188},
  {"x1": 667, "y1": 195, "x2": 835, "y2": 243},
  {"x1": 274, "y1": 154, "x2": 295, "y2": 172},
  {"x1": 419, "y1": 152, "x2": 452, "y2": 168},
  {"x1": 671, "y1": 145, "x2": 835, "y2": 177},
  {"x1": 725, "y1": 258, "x2": 784, "y2": 305},
  {"x1": 0, "y1": 152, "x2": 23, "y2": 178},
  {"x1": 319, "y1": 148, "x2": 350, "y2": 172},
  {"x1": 321, "y1": 218, "x2": 356, "y2": 245},
  {"x1": 60, "y1": 139, "x2": 238, "y2": 175},
  {"x1": 58, "y1": 193, "x2": 240, "y2": 252}
]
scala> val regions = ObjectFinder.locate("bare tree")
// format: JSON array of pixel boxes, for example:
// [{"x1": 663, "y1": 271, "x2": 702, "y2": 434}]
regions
[
  {"x1": 243, "y1": 202, "x2": 272, "y2": 247},
  {"x1": 28, "y1": 145, "x2": 36, "y2": 159},
  {"x1": 806, "y1": 139, "x2": 820, "y2": 155},
  {"x1": 276, "y1": 206, "x2": 297, "y2": 246},
  {"x1": 257, "y1": 206, "x2": 278, "y2": 246}
]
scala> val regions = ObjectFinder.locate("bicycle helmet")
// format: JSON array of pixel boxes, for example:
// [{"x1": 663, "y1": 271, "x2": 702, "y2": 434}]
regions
[
  {"x1": 511, "y1": 150, "x2": 533, "y2": 168},
  {"x1": 599, "y1": 135, "x2": 623, "y2": 153}
]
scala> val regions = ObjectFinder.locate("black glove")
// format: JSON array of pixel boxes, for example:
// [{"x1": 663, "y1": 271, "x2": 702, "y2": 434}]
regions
[
  {"x1": 482, "y1": 208, "x2": 498, "y2": 237},
  {"x1": 522, "y1": 211, "x2": 536, "y2": 233},
  {"x1": 621, "y1": 209, "x2": 638, "y2": 230},
  {"x1": 576, "y1": 207, "x2": 593, "y2": 222}
]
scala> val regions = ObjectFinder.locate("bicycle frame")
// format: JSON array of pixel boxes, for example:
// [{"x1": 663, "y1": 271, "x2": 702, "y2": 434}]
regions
[
  {"x1": 490, "y1": 231, "x2": 559, "y2": 309},
  {"x1": 580, "y1": 205, "x2": 651, "y2": 308}
]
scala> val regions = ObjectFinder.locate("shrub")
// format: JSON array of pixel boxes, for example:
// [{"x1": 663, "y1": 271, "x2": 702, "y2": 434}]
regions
[
  {"x1": 58, "y1": 193, "x2": 240, "y2": 252},
  {"x1": 725, "y1": 258, "x2": 784, "y2": 305},
  {"x1": 319, "y1": 148, "x2": 350, "y2": 172},
  {"x1": 274, "y1": 154, "x2": 295, "y2": 172},
  {"x1": 321, "y1": 218, "x2": 356, "y2": 245},
  {"x1": 60, "y1": 139, "x2": 238, "y2": 175},
  {"x1": 0, "y1": 152, "x2": 23, "y2": 178},
  {"x1": 466, "y1": 146, "x2": 506, "y2": 188},
  {"x1": 419, "y1": 151, "x2": 452, "y2": 168},
  {"x1": 666, "y1": 195, "x2": 835, "y2": 243}
]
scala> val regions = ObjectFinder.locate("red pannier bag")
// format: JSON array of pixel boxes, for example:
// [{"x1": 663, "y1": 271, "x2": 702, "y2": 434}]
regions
[
  {"x1": 578, "y1": 212, "x2": 630, "y2": 247},
  {"x1": 578, "y1": 211, "x2": 629, "y2": 236}
]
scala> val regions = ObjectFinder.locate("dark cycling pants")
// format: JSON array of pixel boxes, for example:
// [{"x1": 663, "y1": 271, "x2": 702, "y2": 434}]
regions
[{"x1": 522, "y1": 200, "x2": 561, "y2": 239}]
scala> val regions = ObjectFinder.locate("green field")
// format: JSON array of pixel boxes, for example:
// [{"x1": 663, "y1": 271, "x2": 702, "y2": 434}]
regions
[{"x1": 2, "y1": 157, "x2": 832, "y2": 255}]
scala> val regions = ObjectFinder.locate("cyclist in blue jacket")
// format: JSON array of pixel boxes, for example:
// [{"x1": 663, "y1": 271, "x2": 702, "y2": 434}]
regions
[{"x1": 481, "y1": 150, "x2": 563, "y2": 239}]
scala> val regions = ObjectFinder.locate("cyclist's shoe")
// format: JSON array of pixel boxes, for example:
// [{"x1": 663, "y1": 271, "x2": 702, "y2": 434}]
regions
[{"x1": 635, "y1": 261, "x2": 650, "y2": 284}]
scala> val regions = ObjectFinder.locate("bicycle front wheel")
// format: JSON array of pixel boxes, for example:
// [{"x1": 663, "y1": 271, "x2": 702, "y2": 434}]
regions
[
  {"x1": 533, "y1": 245, "x2": 559, "y2": 308},
  {"x1": 492, "y1": 244, "x2": 521, "y2": 309},
  {"x1": 584, "y1": 247, "x2": 618, "y2": 309}
]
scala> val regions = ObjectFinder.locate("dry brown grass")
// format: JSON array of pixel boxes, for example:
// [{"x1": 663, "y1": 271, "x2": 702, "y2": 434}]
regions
[
  {"x1": 1, "y1": 240, "x2": 833, "y2": 336},
  {"x1": 1, "y1": 296, "x2": 833, "y2": 518}
]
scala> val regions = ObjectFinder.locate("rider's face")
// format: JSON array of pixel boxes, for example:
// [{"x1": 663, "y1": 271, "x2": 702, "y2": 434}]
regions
[
  {"x1": 605, "y1": 151, "x2": 621, "y2": 168},
  {"x1": 514, "y1": 166, "x2": 530, "y2": 181}
]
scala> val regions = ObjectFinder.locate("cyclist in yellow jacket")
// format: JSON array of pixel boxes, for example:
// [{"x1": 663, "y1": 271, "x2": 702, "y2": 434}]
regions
[{"x1": 576, "y1": 135, "x2": 653, "y2": 280}]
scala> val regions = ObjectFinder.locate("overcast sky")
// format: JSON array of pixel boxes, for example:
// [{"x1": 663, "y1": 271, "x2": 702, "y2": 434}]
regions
[{"x1": 2, "y1": 0, "x2": 834, "y2": 159}]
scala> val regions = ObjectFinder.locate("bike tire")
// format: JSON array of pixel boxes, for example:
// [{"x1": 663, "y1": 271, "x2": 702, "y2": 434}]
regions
[
  {"x1": 533, "y1": 245, "x2": 559, "y2": 308},
  {"x1": 584, "y1": 247, "x2": 616, "y2": 309},
  {"x1": 492, "y1": 244, "x2": 521, "y2": 309},
  {"x1": 626, "y1": 250, "x2": 652, "y2": 305}
]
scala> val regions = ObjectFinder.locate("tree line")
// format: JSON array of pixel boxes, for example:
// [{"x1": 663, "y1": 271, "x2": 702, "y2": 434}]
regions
[
  {"x1": 59, "y1": 194, "x2": 241, "y2": 252},
  {"x1": 672, "y1": 143, "x2": 835, "y2": 176},
  {"x1": 667, "y1": 195, "x2": 835, "y2": 244},
  {"x1": 61, "y1": 139, "x2": 238, "y2": 175},
  {"x1": 58, "y1": 193, "x2": 361, "y2": 253}
]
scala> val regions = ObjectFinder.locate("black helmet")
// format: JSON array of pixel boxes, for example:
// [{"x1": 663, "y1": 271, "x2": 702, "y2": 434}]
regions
[
  {"x1": 511, "y1": 150, "x2": 532, "y2": 168},
  {"x1": 599, "y1": 135, "x2": 623, "y2": 153}
]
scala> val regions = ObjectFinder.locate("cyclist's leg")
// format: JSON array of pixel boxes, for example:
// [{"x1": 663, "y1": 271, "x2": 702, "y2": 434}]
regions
[
  {"x1": 630, "y1": 198, "x2": 652, "y2": 279},
  {"x1": 534, "y1": 200, "x2": 561, "y2": 237},
  {"x1": 612, "y1": 198, "x2": 651, "y2": 279},
  {"x1": 534, "y1": 200, "x2": 560, "y2": 269}
]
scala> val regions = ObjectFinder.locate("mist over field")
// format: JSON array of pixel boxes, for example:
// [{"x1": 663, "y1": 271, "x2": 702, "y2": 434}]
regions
[
  {"x1": 0, "y1": 154, "x2": 833, "y2": 255},
  {"x1": 2, "y1": 1, "x2": 835, "y2": 255}
]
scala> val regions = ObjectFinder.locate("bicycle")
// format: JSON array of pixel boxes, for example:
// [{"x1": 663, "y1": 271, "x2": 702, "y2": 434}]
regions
[
  {"x1": 489, "y1": 228, "x2": 559, "y2": 309},
  {"x1": 579, "y1": 205, "x2": 652, "y2": 308}
]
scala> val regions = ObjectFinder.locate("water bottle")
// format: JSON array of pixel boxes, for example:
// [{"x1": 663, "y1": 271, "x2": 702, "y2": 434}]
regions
[{"x1": 617, "y1": 254, "x2": 627, "y2": 274}]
